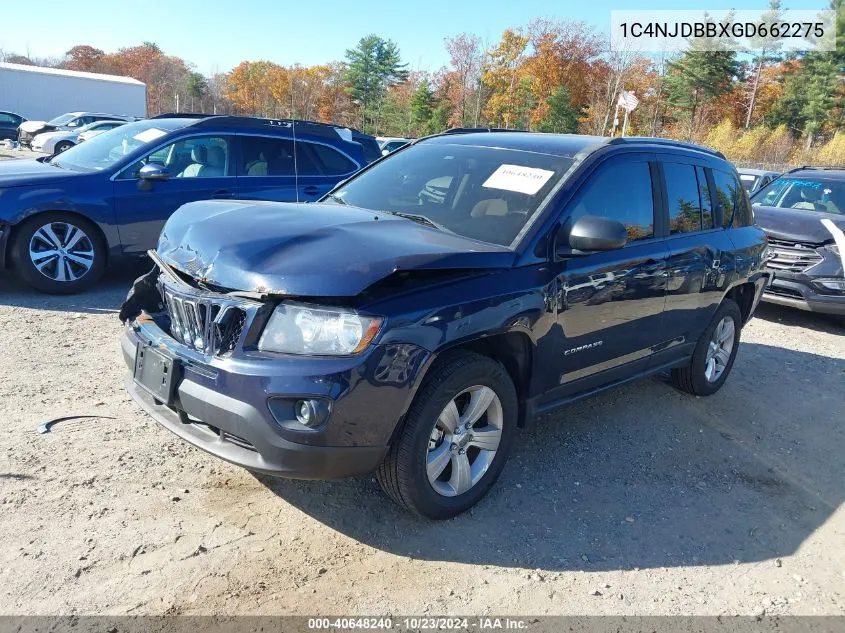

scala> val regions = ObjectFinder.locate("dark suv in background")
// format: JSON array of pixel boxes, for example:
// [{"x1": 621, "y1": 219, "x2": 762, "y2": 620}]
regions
[
  {"x1": 751, "y1": 167, "x2": 845, "y2": 323},
  {"x1": 120, "y1": 132, "x2": 769, "y2": 518},
  {"x1": 0, "y1": 115, "x2": 379, "y2": 293}
]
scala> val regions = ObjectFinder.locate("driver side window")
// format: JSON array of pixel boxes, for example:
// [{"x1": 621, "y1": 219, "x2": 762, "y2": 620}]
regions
[
  {"x1": 567, "y1": 161, "x2": 655, "y2": 242},
  {"x1": 122, "y1": 136, "x2": 231, "y2": 180}
]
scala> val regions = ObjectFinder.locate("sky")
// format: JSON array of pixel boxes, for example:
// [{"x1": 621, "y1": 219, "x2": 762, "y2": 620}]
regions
[{"x1": 0, "y1": 0, "x2": 830, "y2": 74}]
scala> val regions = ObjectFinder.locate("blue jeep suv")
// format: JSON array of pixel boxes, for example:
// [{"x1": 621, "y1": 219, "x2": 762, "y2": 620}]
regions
[
  {"x1": 0, "y1": 115, "x2": 379, "y2": 293},
  {"x1": 119, "y1": 131, "x2": 770, "y2": 518}
]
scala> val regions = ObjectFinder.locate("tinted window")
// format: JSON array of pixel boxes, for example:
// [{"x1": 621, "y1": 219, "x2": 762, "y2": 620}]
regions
[
  {"x1": 713, "y1": 169, "x2": 741, "y2": 228},
  {"x1": 664, "y1": 163, "x2": 702, "y2": 234},
  {"x1": 330, "y1": 142, "x2": 573, "y2": 247},
  {"x1": 241, "y1": 137, "x2": 296, "y2": 176},
  {"x1": 0, "y1": 113, "x2": 16, "y2": 124},
  {"x1": 306, "y1": 142, "x2": 357, "y2": 175},
  {"x1": 697, "y1": 166, "x2": 714, "y2": 229},
  {"x1": 569, "y1": 161, "x2": 654, "y2": 242}
]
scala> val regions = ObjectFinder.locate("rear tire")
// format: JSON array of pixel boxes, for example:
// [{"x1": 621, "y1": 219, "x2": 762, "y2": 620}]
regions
[
  {"x1": 10, "y1": 213, "x2": 106, "y2": 294},
  {"x1": 376, "y1": 351, "x2": 517, "y2": 519},
  {"x1": 671, "y1": 298, "x2": 742, "y2": 396}
]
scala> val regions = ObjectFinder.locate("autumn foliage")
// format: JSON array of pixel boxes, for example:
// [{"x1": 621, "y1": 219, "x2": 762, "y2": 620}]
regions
[{"x1": 2, "y1": 1, "x2": 842, "y2": 167}]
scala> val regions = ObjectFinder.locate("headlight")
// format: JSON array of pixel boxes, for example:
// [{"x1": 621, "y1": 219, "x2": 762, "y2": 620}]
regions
[{"x1": 258, "y1": 302, "x2": 382, "y2": 355}]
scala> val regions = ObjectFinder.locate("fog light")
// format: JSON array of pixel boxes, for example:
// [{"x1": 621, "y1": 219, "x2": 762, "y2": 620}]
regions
[{"x1": 294, "y1": 399, "x2": 329, "y2": 428}]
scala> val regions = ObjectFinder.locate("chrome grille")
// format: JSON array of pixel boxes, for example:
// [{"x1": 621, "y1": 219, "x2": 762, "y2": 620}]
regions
[
  {"x1": 766, "y1": 239, "x2": 823, "y2": 273},
  {"x1": 160, "y1": 282, "x2": 250, "y2": 356}
]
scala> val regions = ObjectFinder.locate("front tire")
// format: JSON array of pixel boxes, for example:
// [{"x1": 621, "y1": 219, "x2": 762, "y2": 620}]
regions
[
  {"x1": 671, "y1": 298, "x2": 742, "y2": 396},
  {"x1": 376, "y1": 351, "x2": 518, "y2": 519},
  {"x1": 53, "y1": 141, "x2": 74, "y2": 154},
  {"x1": 10, "y1": 213, "x2": 106, "y2": 294}
]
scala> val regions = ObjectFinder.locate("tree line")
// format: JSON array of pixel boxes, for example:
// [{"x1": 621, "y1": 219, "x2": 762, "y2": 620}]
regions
[{"x1": 1, "y1": 0, "x2": 842, "y2": 166}]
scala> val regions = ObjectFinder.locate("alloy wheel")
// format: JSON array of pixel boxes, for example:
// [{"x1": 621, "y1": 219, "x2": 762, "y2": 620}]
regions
[
  {"x1": 704, "y1": 316, "x2": 735, "y2": 382},
  {"x1": 426, "y1": 385, "x2": 504, "y2": 497},
  {"x1": 28, "y1": 222, "x2": 95, "y2": 283}
]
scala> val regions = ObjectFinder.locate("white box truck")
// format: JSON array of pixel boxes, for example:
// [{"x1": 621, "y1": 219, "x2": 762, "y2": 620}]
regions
[{"x1": 0, "y1": 62, "x2": 147, "y2": 121}]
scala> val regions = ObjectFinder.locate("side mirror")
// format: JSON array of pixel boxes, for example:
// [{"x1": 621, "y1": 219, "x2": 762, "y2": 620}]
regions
[
  {"x1": 381, "y1": 149, "x2": 390, "y2": 156},
  {"x1": 139, "y1": 163, "x2": 170, "y2": 181},
  {"x1": 558, "y1": 215, "x2": 627, "y2": 257}
]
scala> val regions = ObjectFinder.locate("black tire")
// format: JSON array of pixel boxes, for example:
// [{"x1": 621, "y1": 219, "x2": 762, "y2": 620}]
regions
[
  {"x1": 376, "y1": 351, "x2": 518, "y2": 519},
  {"x1": 10, "y1": 213, "x2": 106, "y2": 294},
  {"x1": 53, "y1": 141, "x2": 74, "y2": 154},
  {"x1": 671, "y1": 298, "x2": 742, "y2": 396}
]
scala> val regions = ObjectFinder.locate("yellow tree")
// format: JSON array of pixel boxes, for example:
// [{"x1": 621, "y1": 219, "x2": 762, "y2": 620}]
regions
[
  {"x1": 226, "y1": 61, "x2": 278, "y2": 116},
  {"x1": 482, "y1": 30, "x2": 531, "y2": 128},
  {"x1": 523, "y1": 19, "x2": 602, "y2": 127}
]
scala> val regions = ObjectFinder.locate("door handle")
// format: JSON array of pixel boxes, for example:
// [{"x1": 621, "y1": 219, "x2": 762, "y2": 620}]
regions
[
  {"x1": 302, "y1": 186, "x2": 321, "y2": 196},
  {"x1": 212, "y1": 189, "x2": 234, "y2": 199}
]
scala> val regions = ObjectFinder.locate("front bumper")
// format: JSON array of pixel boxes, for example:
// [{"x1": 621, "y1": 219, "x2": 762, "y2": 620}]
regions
[
  {"x1": 122, "y1": 315, "x2": 429, "y2": 479},
  {"x1": 762, "y1": 270, "x2": 845, "y2": 316}
]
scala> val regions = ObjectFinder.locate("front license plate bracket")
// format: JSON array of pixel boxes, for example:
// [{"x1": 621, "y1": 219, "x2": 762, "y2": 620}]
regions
[{"x1": 134, "y1": 343, "x2": 180, "y2": 405}]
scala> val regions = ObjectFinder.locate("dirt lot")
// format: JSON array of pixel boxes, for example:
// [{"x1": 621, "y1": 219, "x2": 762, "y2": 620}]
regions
[{"x1": 1, "y1": 267, "x2": 843, "y2": 617}]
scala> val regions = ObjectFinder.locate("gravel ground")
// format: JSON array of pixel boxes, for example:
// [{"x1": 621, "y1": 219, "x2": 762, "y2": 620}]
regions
[{"x1": 1, "y1": 267, "x2": 843, "y2": 617}]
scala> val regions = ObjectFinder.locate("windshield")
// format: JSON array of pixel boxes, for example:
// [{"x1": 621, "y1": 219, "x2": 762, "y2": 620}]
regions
[
  {"x1": 51, "y1": 119, "x2": 192, "y2": 173},
  {"x1": 47, "y1": 113, "x2": 76, "y2": 126},
  {"x1": 752, "y1": 176, "x2": 845, "y2": 216},
  {"x1": 326, "y1": 143, "x2": 573, "y2": 247}
]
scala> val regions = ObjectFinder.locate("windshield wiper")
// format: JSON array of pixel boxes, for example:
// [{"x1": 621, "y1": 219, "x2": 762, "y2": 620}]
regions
[
  {"x1": 325, "y1": 193, "x2": 348, "y2": 206},
  {"x1": 386, "y1": 211, "x2": 453, "y2": 234}
]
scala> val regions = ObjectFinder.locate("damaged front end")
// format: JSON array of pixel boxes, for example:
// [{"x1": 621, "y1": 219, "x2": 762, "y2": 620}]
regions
[{"x1": 119, "y1": 252, "x2": 266, "y2": 358}]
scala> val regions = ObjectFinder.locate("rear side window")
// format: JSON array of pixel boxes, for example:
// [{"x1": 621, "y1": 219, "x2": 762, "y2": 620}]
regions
[
  {"x1": 713, "y1": 169, "x2": 752, "y2": 227},
  {"x1": 569, "y1": 161, "x2": 655, "y2": 242},
  {"x1": 663, "y1": 163, "x2": 702, "y2": 234},
  {"x1": 305, "y1": 142, "x2": 357, "y2": 175}
]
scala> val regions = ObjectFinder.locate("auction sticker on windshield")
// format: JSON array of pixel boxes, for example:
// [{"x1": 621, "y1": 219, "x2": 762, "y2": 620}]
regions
[
  {"x1": 483, "y1": 164, "x2": 555, "y2": 195},
  {"x1": 133, "y1": 128, "x2": 168, "y2": 143}
]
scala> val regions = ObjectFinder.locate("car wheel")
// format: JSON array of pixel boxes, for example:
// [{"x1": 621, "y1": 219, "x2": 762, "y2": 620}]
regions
[
  {"x1": 53, "y1": 141, "x2": 74, "y2": 154},
  {"x1": 10, "y1": 213, "x2": 106, "y2": 294},
  {"x1": 670, "y1": 298, "x2": 742, "y2": 396},
  {"x1": 376, "y1": 351, "x2": 517, "y2": 519}
]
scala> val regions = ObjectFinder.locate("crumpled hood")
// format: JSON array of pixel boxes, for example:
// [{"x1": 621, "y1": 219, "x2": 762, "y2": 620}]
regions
[
  {"x1": 0, "y1": 159, "x2": 80, "y2": 187},
  {"x1": 157, "y1": 200, "x2": 515, "y2": 296},
  {"x1": 19, "y1": 120, "x2": 50, "y2": 134},
  {"x1": 754, "y1": 205, "x2": 845, "y2": 244}
]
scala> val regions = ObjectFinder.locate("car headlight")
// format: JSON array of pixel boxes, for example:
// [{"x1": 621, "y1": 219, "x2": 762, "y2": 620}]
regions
[{"x1": 258, "y1": 302, "x2": 382, "y2": 355}]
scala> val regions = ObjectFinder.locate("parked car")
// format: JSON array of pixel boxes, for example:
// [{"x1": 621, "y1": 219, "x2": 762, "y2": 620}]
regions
[
  {"x1": 737, "y1": 168, "x2": 780, "y2": 194},
  {"x1": 0, "y1": 111, "x2": 26, "y2": 141},
  {"x1": 77, "y1": 120, "x2": 128, "y2": 143},
  {"x1": 0, "y1": 115, "x2": 378, "y2": 293},
  {"x1": 377, "y1": 136, "x2": 413, "y2": 155},
  {"x1": 751, "y1": 167, "x2": 845, "y2": 323},
  {"x1": 119, "y1": 132, "x2": 770, "y2": 519},
  {"x1": 31, "y1": 120, "x2": 128, "y2": 155},
  {"x1": 17, "y1": 112, "x2": 135, "y2": 147}
]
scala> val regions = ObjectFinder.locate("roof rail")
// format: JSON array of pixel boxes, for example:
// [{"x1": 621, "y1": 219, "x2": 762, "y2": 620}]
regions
[
  {"x1": 785, "y1": 165, "x2": 842, "y2": 172},
  {"x1": 606, "y1": 136, "x2": 726, "y2": 160},
  {"x1": 442, "y1": 127, "x2": 527, "y2": 135},
  {"x1": 151, "y1": 112, "x2": 216, "y2": 119},
  {"x1": 189, "y1": 115, "x2": 370, "y2": 138}
]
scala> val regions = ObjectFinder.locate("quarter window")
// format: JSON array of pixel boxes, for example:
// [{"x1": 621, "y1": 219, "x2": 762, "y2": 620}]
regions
[
  {"x1": 712, "y1": 169, "x2": 751, "y2": 228},
  {"x1": 664, "y1": 163, "x2": 703, "y2": 234},
  {"x1": 697, "y1": 166, "x2": 714, "y2": 229},
  {"x1": 569, "y1": 161, "x2": 655, "y2": 242}
]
